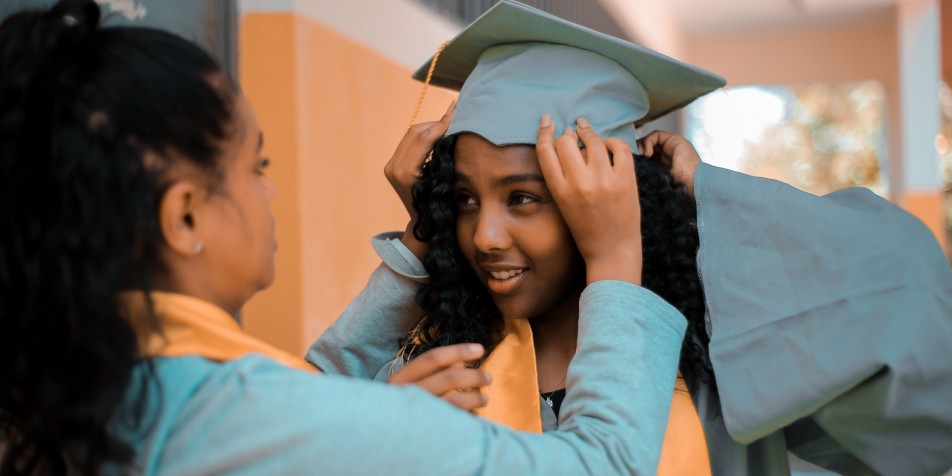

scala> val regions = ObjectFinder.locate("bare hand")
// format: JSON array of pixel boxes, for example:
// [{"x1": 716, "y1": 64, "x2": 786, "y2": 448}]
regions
[
  {"x1": 637, "y1": 131, "x2": 701, "y2": 198},
  {"x1": 536, "y1": 115, "x2": 643, "y2": 285},
  {"x1": 387, "y1": 343, "x2": 491, "y2": 412},
  {"x1": 384, "y1": 100, "x2": 456, "y2": 258}
]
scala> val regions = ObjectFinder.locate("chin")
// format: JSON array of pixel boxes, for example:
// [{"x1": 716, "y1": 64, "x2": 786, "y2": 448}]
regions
[
  {"x1": 259, "y1": 265, "x2": 277, "y2": 290},
  {"x1": 494, "y1": 299, "x2": 539, "y2": 321}
]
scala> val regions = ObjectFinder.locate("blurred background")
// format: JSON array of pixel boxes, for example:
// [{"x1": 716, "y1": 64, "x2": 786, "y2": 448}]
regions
[{"x1": 3, "y1": 0, "x2": 949, "y2": 389}]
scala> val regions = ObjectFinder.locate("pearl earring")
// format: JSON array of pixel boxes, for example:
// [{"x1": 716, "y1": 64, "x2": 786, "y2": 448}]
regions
[{"x1": 194, "y1": 242, "x2": 204, "y2": 254}]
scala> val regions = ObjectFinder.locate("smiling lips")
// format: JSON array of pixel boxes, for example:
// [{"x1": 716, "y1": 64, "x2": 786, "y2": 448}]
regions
[{"x1": 485, "y1": 267, "x2": 528, "y2": 295}]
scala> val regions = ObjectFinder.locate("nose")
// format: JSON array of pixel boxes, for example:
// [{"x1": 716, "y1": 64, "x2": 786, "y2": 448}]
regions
[{"x1": 472, "y1": 206, "x2": 511, "y2": 254}]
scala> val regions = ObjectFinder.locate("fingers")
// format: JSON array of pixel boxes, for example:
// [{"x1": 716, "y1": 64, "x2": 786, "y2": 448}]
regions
[
  {"x1": 415, "y1": 365, "x2": 492, "y2": 397},
  {"x1": 386, "y1": 343, "x2": 493, "y2": 413},
  {"x1": 637, "y1": 130, "x2": 676, "y2": 159},
  {"x1": 387, "y1": 343, "x2": 484, "y2": 385},
  {"x1": 419, "y1": 99, "x2": 456, "y2": 145},
  {"x1": 444, "y1": 390, "x2": 489, "y2": 412},
  {"x1": 441, "y1": 99, "x2": 457, "y2": 124},
  {"x1": 638, "y1": 130, "x2": 660, "y2": 158},
  {"x1": 385, "y1": 101, "x2": 457, "y2": 218},
  {"x1": 554, "y1": 125, "x2": 586, "y2": 178},
  {"x1": 604, "y1": 138, "x2": 634, "y2": 179},
  {"x1": 539, "y1": 116, "x2": 635, "y2": 189},
  {"x1": 536, "y1": 114, "x2": 566, "y2": 189},
  {"x1": 388, "y1": 101, "x2": 456, "y2": 174},
  {"x1": 575, "y1": 117, "x2": 611, "y2": 173}
]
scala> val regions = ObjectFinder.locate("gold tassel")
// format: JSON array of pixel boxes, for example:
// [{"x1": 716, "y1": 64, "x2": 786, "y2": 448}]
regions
[{"x1": 406, "y1": 39, "x2": 451, "y2": 132}]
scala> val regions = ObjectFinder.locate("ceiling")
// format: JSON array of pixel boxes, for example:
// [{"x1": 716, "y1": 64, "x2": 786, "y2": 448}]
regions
[{"x1": 664, "y1": 0, "x2": 901, "y2": 35}]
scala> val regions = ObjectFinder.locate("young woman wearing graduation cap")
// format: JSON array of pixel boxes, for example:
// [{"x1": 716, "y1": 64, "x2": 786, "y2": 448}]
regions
[
  {"x1": 0, "y1": 0, "x2": 694, "y2": 474},
  {"x1": 309, "y1": 1, "x2": 952, "y2": 475}
]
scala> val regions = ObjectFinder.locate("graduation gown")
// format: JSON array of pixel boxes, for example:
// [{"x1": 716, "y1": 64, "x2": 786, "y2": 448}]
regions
[
  {"x1": 309, "y1": 162, "x2": 952, "y2": 475},
  {"x1": 692, "y1": 163, "x2": 952, "y2": 475}
]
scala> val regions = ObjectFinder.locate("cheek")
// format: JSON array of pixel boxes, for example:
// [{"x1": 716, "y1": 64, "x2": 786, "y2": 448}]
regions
[
  {"x1": 521, "y1": 215, "x2": 584, "y2": 293},
  {"x1": 456, "y1": 215, "x2": 477, "y2": 261},
  {"x1": 523, "y1": 214, "x2": 578, "y2": 265}
]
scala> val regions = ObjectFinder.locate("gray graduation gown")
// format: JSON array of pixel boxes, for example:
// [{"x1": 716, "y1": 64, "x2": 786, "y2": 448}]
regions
[{"x1": 693, "y1": 163, "x2": 952, "y2": 475}]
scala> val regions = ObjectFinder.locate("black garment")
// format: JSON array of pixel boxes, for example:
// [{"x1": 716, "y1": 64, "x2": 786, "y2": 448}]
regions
[{"x1": 541, "y1": 388, "x2": 567, "y2": 417}]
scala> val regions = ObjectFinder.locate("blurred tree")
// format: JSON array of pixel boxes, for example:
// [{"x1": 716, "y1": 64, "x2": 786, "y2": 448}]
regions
[{"x1": 740, "y1": 82, "x2": 884, "y2": 197}]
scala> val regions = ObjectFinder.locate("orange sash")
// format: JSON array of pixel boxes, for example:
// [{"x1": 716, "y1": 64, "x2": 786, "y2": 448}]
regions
[
  {"x1": 477, "y1": 320, "x2": 711, "y2": 475},
  {"x1": 123, "y1": 291, "x2": 316, "y2": 373},
  {"x1": 472, "y1": 319, "x2": 542, "y2": 432}
]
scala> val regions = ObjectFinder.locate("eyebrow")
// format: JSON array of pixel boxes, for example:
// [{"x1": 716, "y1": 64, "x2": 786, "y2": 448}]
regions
[{"x1": 455, "y1": 171, "x2": 546, "y2": 186}]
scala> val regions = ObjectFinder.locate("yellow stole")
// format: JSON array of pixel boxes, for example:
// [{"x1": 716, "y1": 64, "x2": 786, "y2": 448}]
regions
[
  {"x1": 477, "y1": 319, "x2": 712, "y2": 475},
  {"x1": 123, "y1": 291, "x2": 316, "y2": 373}
]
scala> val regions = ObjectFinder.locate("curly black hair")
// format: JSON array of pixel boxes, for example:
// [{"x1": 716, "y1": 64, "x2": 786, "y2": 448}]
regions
[
  {"x1": 405, "y1": 133, "x2": 716, "y2": 397},
  {"x1": 0, "y1": 1, "x2": 235, "y2": 474}
]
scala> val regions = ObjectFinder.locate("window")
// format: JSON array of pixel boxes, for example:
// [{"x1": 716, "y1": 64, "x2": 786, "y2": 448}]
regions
[{"x1": 685, "y1": 81, "x2": 886, "y2": 197}]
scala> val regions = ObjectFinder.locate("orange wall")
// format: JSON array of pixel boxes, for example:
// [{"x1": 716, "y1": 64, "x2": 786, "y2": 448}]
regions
[
  {"x1": 239, "y1": 12, "x2": 455, "y2": 355},
  {"x1": 239, "y1": 13, "x2": 303, "y2": 354},
  {"x1": 904, "y1": 191, "x2": 948, "y2": 254},
  {"x1": 684, "y1": 18, "x2": 898, "y2": 87}
]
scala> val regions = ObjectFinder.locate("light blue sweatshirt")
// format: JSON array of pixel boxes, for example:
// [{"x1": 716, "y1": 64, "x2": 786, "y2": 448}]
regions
[{"x1": 118, "y1": 266, "x2": 686, "y2": 475}]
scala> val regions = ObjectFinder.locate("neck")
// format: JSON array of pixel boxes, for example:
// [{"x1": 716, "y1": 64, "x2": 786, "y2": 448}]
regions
[
  {"x1": 151, "y1": 270, "x2": 243, "y2": 320},
  {"x1": 530, "y1": 291, "x2": 581, "y2": 392}
]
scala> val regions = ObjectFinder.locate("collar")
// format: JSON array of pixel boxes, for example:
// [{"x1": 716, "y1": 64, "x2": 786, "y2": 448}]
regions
[{"x1": 122, "y1": 291, "x2": 316, "y2": 373}]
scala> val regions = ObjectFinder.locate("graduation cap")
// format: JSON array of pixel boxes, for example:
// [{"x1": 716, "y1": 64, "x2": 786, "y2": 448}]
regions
[{"x1": 411, "y1": 0, "x2": 726, "y2": 149}]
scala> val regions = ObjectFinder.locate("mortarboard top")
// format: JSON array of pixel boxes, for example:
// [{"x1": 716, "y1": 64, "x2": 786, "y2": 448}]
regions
[{"x1": 411, "y1": 0, "x2": 726, "y2": 148}]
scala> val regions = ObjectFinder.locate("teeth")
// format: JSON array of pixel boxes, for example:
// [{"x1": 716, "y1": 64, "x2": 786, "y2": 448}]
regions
[{"x1": 490, "y1": 269, "x2": 526, "y2": 280}]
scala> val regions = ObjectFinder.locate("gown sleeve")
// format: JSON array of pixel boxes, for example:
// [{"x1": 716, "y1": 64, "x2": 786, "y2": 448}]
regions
[
  {"x1": 159, "y1": 282, "x2": 687, "y2": 475},
  {"x1": 694, "y1": 163, "x2": 952, "y2": 475},
  {"x1": 305, "y1": 232, "x2": 426, "y2": 377}
]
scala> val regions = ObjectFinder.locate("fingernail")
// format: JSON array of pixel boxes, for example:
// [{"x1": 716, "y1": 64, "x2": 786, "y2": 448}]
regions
[
  {"x1": 540, "y1": 114, "x2": 552, "y2": 128},
  {"x1": 446, "y1": 100, "x2": 457, "y2": 114},
  {"x1": 563, "y1": 126, "x2": 574, "y2": 136},
  {"x1": 483, "y1": 372, "x2": 493, "y2": 384},
  {"x1": 577, "y1": 117, "x2": 590, "y2": 128},
  {"x1": 468, "y1": 343, "x2": 484, "y2": 355}
]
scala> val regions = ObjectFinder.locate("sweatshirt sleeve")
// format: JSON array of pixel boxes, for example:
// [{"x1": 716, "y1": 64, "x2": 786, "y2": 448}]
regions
[{"x1": 160, "y1": 282, "x2": 686, "y2": 475}]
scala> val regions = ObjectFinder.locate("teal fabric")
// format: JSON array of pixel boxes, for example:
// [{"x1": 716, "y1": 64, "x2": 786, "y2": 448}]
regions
[
  {"x1": 448, "y1": 43, "x2": 646, "y2": 149},
  {"x1": 413, "y1": 0, "x2": 725, "y2": 126},
  {"x1": 116, "y1": 276, "x2": 685, "y2": 475},
  {"x1": 694, "y1": 163, "x2": 952, "y2": 475},
  {"x1": 319, "y1": 163, "x2": 952, "y2": 475}
]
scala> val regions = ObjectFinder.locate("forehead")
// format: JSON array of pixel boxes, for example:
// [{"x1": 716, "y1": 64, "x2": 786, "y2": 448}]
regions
[{"x1": 454, "y1": 133, "x2": 539, "y2": 179}]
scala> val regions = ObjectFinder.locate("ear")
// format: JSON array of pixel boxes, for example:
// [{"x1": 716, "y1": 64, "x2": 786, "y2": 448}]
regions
[{"x1": 158, "y1": 180, "x2": 205, "y2": 257}]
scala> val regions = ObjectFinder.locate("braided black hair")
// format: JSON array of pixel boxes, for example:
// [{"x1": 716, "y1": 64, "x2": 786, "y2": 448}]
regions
[
  {"x1": 0, "y1": 1, "x2": 235, "y2": 473},
  {"x1": 405, "y1": 133, "x2": 716, "y2": 396}
]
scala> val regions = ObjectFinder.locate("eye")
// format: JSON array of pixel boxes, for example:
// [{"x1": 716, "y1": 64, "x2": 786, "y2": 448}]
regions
[
  {"x1": 509, "y1": 193, "x2": 538, "y2": 206},
  {"x1": 456, "y1": 192, "x2": 477, "y2": 209},
  {"x1": 256, "y1": 157, "x2": 271, "y2": 175}
]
